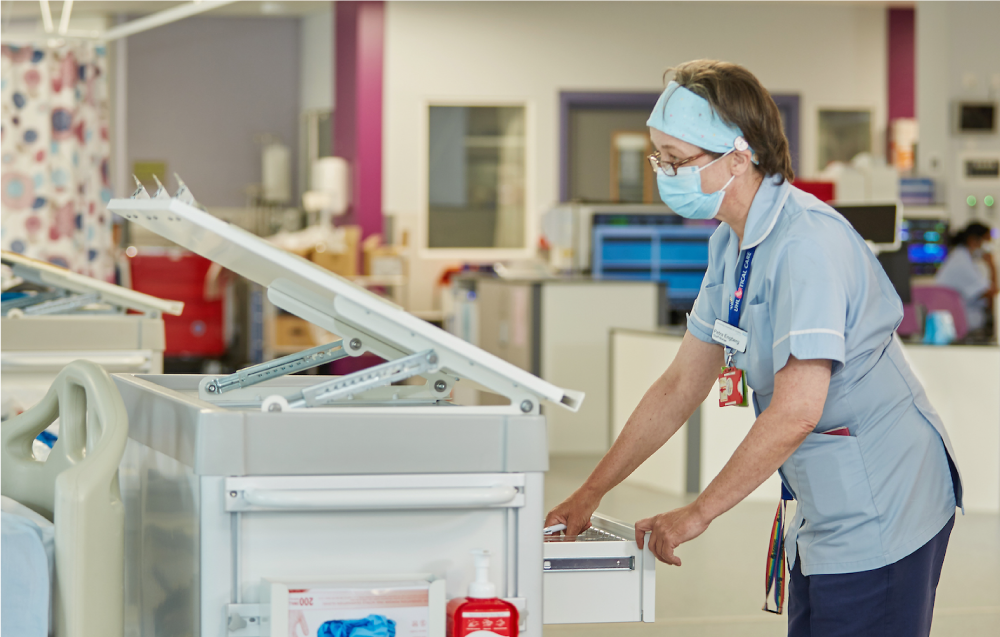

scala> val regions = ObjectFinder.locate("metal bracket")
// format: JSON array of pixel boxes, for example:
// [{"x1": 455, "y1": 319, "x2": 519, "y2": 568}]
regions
[
  {"x1": 261, "y1": 349, "x2": 441, "y2": 411},
  {"x1": 226, "y1": 603, "x2": 265, "y2": 636},
  {"x1": 23, "y1": 292, "x2": 102, "y2": 316},
  {"x1": 267, "y1": 282, "x2": 458, "y2": 399},
  {"x1": 267, "y1": 280, "x2": 458, "y2": 400},
  {"x1": 0, "y1": 290, "x2": 66, "y2": 315},
  {"x1": 199, "y1": 383, "x2": 448, "y2": 409},
  {"x1": 200, "y1": 340, "x2": 347, "y2": 398}
]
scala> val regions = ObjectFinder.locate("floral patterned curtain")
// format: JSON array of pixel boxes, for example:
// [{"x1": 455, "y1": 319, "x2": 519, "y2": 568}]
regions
[{"x1": 1, "y1": 42, "x2": 113, "y2": 281}]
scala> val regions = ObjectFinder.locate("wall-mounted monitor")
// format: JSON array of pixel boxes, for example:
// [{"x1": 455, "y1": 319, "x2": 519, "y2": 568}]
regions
[{"x1": 957, "y1": 102, "x2": 996, "y2": 133}]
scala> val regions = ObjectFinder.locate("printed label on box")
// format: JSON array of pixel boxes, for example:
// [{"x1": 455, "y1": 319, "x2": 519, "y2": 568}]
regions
[{"x1": 287, "y1": 585, "x2": 430, "y2": 637}]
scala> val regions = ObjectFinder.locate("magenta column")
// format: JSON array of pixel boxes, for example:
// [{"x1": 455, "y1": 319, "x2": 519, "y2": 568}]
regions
[
  {"x1": 888, "y1": 7, "x2": 915, "y2": 120},
  {"x1": 334, "y1": 0, "x2": 384, "y2": 240}
]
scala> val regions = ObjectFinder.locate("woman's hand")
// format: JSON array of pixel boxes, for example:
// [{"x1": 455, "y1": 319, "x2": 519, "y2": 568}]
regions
[
  {"x1": 635, "y1": 502, "x2": 712, "y2": 566},
  {"x1": 544, "y1": 488, "x2": 602, "y2": 537}
]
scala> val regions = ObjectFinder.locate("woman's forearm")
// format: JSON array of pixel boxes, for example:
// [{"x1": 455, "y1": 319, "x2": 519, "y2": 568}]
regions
[
  {"x1": 693, "y1": 408, "x2": 811, "y2": 521},
  {"x1": 580, "y1": 376, "x2": 698, "y2": 497},
  {"x1": 693, "y1": 356, "x2": 831, "y2": 522}
]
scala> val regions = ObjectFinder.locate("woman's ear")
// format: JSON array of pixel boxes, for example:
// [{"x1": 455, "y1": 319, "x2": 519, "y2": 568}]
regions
[{"x1": 730, "y1": 149, "x2": 754, "y2": 176}]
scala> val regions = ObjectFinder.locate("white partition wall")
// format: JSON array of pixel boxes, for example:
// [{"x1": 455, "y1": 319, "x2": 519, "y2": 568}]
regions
[
  {"x1": 541, "y1": 282, "x2": 660, "y2": 455},
  {"x1": 609, "y1": 330, "x2": 687, "y2": 495},
  {"x1": 901, "y1": 344, "x2": 1000, "y2": 513}
]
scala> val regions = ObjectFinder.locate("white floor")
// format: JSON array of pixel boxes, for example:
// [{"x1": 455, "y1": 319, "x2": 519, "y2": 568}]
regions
[{"x1": 543, "y1": 455, "x2": 1000, "y2": 637}]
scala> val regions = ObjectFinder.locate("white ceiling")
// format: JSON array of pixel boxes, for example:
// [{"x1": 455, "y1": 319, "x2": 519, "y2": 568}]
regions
[
  {"x1": 0, "y1": 0, "x2": 916, "y2": 20},
  {"x1": 1, "y1": 0, "x2": 330, "y2": 20}
]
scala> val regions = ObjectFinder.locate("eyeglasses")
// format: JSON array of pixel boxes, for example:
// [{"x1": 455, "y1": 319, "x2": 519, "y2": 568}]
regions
[{"x1": 647, "y1": 151, "x2": 709, "y2": 176}]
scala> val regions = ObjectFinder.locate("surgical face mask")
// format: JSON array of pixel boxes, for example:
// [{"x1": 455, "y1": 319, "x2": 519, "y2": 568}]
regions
[{"x1": 655, "y1": 150, "x2": 735, "y2": 220}]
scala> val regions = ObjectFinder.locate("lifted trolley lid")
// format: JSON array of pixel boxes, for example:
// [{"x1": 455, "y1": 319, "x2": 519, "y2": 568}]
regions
[
  {"x1": 107, "y1": 197, "x2": 583, "y2": 413},
  {"x1": 2, "y1": 250, "x2": 183, "y2": 317}
]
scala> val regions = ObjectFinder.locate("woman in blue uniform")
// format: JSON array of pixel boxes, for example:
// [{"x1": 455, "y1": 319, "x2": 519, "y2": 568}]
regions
[{"x1": 546, "y1": 60, "x2": 962, "y2": 637}]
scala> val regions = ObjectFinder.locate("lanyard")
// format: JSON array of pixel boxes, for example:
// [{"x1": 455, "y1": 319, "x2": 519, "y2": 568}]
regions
[
  {"x1": 725, "y1": 246, "x2": 756, "y2": 366},
  {"x1": 762, "y1": 497, "x2": 788, "y2": 614},
  {"x1": 727, "y1": 246, "x2": 756, "y2": 326}
]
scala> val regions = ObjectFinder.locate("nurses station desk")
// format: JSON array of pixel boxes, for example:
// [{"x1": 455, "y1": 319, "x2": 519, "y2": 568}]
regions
[
  {"x1": 104, "y1": 195, "x2": 658, "y2": 637},
  {"x1": 610, "y1": 328, "x2": 1000, "y2": 513}
]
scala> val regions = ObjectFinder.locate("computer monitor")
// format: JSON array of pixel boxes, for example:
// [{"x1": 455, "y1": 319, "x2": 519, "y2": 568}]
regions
[
  {"x1": 901, "y1": 218, "x2": 949, "y2": 275},
  {"x1": 833, "y1": 202, "x2": 902, "y2": 251},
  {"x1": 876, "y1": 244, "x2": 912, "y2": 305}
]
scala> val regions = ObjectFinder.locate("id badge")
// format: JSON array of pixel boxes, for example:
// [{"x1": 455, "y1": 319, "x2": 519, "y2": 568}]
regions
[
  {"x1": 718, "y1": 366, "x2": 749, "y2": 407},
  {"x1": 712, "y1": 319, "x2": 748, "y2": 353}
]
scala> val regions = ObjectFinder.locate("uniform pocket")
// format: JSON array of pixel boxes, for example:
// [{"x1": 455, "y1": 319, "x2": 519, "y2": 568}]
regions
[
  {"x1": 742, "y1": 301, "x2": 774, "y2": 394},
  {"x1": 697, "y1": 282, "x2": 725, "y2": 321},
  {"x1": 788, "y1": 433, "x2": 883, "y2": 566}
]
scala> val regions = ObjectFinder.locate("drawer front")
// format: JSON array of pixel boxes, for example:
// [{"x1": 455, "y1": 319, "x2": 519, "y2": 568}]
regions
[
  {"x1": 542, "y1": 514, "x2": 655, "y2": 624},
  {"x1": 218, "y1": 474, "x2": 536, "y2": 615}
]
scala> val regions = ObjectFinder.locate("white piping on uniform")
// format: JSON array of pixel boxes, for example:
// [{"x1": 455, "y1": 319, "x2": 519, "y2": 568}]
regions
[
  {"x1": 743, "y1": 184, "x2": 792, "y2": 250},
  {"x1": 772, "y1": 328, "x2": 844, "y2": 349},
  {"x1": 688, "y1": 311, "x2": 715, "y2": 331}
]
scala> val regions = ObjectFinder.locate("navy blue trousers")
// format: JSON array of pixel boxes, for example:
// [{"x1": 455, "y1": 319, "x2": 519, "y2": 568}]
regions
[{"x1": 787, "y1": 515, "x2": 954, "y2": 637}]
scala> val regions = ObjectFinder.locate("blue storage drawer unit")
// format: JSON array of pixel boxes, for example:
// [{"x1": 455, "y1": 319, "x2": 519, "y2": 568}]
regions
[{"x1": 593, "y1": 225, "x2": 716, "y2": 305}]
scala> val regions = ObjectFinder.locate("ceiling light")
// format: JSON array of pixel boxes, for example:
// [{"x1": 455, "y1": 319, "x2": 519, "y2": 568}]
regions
[
  {"x1": 260, "y1": 2, "x2": 285, "y2": 15},
  {"x1": 39, "y1": 0, "x2": 54, "y2": 32},
  {"x1": 58, "y1": 0, "x2": 74, "y2": 35}
]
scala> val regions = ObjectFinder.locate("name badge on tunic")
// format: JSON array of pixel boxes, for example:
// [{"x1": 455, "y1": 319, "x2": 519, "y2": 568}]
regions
[{"x1": 712, "y1": 319, "x2": 748, "y2": 353}]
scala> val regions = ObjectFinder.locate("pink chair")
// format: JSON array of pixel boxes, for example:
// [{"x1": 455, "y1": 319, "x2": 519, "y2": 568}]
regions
[
  {"x1": 911, "y1": 286, "x2": 968, "y2": 341},
  {"x1": 897, "y1": 303, "x2": 920, "y2": 337}
]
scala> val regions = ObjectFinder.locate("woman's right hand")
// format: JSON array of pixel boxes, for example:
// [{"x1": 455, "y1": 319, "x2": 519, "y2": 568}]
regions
[{"x1": 544, "y1": 487, "x2": 603, "y2": 537}]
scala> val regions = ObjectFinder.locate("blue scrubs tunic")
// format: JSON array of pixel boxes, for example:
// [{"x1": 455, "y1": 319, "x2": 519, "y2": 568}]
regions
[{"x1": 687, "y1": 176, "x2": 962, "y2": 576}]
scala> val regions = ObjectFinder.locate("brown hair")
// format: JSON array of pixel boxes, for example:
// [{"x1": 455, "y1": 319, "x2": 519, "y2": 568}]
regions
[{"x1": 666, "y1": 60, "x2": 795, "y2": 183}]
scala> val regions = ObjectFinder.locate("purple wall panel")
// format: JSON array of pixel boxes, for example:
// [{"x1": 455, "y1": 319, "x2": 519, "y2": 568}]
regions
[
  {"x1": 334, "y1": 0, "x2": 384, "y2": 239},
  {"x1": 888, "y1": 7, "x2": 915, "y2": 120}
]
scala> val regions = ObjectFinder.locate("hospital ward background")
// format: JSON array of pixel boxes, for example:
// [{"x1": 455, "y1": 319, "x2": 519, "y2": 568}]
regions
[{"x1": 0, "y1": 2, "x2": 998, "y2": 636}]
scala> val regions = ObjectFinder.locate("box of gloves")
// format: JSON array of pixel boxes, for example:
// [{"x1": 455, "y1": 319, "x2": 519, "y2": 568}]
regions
[{"x1": 265, "y1": 574, "x2": 445, "y2": 637}]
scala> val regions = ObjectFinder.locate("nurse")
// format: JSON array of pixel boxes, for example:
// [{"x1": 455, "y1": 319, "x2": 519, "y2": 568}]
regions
[
  {"x1": 935, "y1": 222, "x2": 997, "y2": 337},
  {"x1": 545, "y1": 60, "x2": 962, "y2": 637}
]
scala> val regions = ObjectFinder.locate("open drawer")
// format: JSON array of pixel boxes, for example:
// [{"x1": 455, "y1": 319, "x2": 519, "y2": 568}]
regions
[{"x1": 542, "y1": 513, "x2": 656, "y2": 624}]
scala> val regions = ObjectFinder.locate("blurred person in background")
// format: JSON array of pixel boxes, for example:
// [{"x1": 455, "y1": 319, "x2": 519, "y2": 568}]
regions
[{"x1": 936, "y1": 222, "x2": 997, "y2": 338}]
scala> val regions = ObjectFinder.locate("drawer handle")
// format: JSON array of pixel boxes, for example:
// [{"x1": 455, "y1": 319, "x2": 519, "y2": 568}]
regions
[
  {"x1": 240, "y1": 485, "x2": 518, "y2": 511},
  {"x1": 543, "y1": 556, "x2": 635, "y2": 572}
]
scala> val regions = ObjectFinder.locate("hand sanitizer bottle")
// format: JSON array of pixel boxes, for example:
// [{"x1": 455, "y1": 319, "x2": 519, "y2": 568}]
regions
[{"x1": 446, "y1": 550, "x2": 518, "y2": 636}]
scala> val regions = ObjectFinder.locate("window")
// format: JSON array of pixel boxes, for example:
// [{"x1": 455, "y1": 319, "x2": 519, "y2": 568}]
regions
[
  {"x1": 428, "y1": 106, "x2": 526, "y2": 249},
  {"x1": 818, "y1": 109, "x2": 872, "y2": 171},
  {"x1": 610, "y1": 131, "x2": 653, "y2": 203}
]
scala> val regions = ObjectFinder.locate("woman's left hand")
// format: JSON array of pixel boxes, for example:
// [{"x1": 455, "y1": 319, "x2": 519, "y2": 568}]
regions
[{"x1": 635, "y1": 503, "x2": 711, "y2": 567}]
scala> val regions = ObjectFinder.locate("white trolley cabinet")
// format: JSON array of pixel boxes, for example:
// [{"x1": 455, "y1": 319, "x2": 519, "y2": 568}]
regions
[
  {"x1": 1, "y1": 251, "x2": 182, "y2": 410},
  {"x1": 106, "y1": 191, "x2": 655, "y2": 637}
]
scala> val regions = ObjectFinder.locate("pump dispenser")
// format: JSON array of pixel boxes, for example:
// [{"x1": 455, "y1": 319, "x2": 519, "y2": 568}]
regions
[
  {"x1": 469, "y1": 550, "x2": 495, "y2": 598},
  {"x1": 446, "y1": 550, "x2": 518, "y2": 636}
]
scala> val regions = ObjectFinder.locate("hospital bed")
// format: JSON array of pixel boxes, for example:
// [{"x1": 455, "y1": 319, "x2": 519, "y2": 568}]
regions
[
  {"x1": 103, "y1": 186, "x2": 657, "y2": 636},
  {"x1": 1, "y1": 360, "x2": 129, "y2": 637}
]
